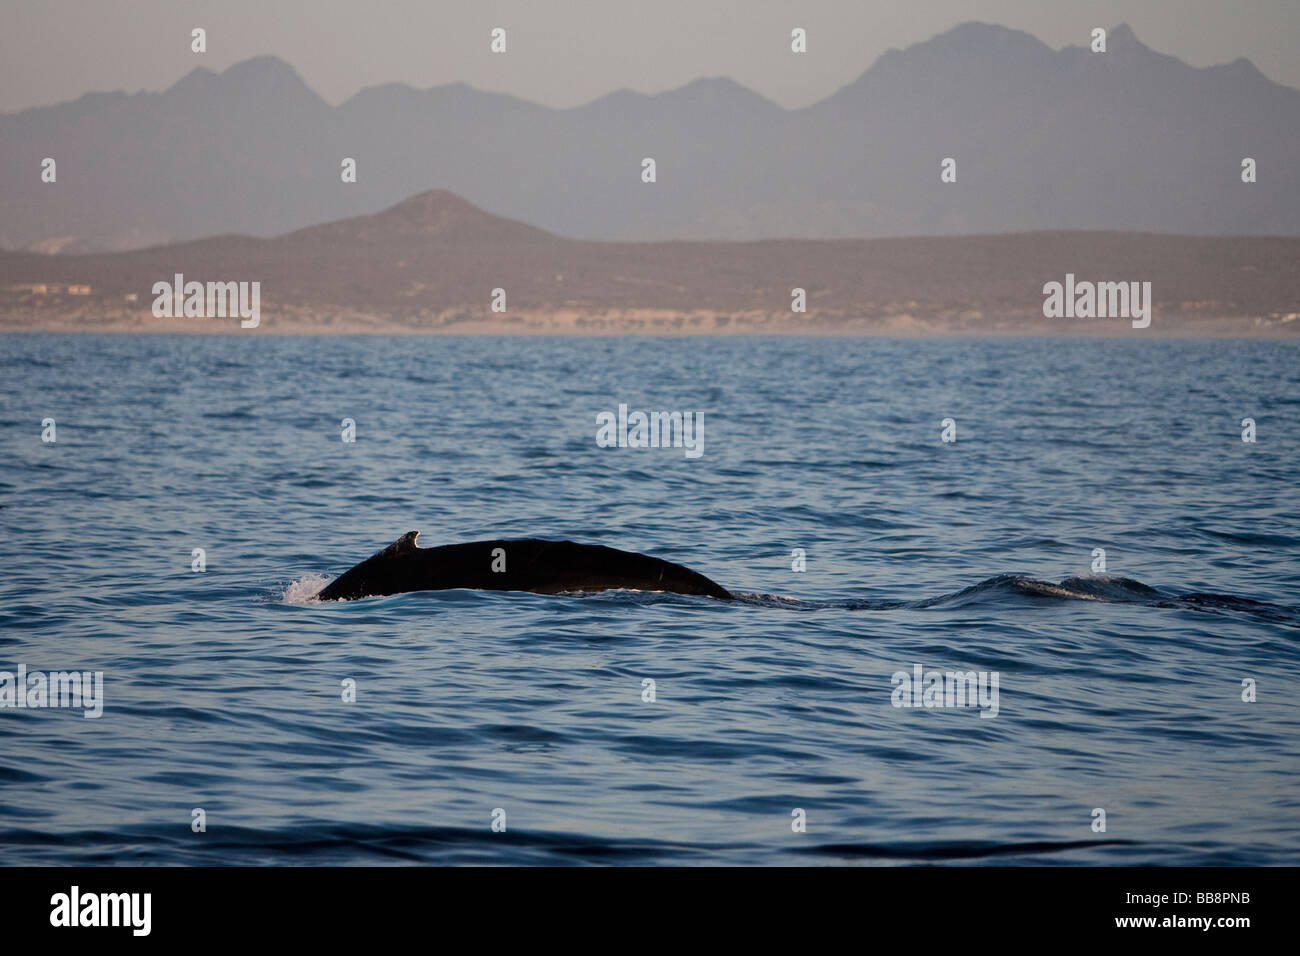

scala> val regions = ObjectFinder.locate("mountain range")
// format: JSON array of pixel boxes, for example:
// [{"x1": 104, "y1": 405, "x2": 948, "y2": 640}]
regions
[
  {"x1": 2, "y1": 22, "x2": 1297, "y2": 252},
  {"x1": 3, "y1": 189, "x2": 1296, "y2": 335}
]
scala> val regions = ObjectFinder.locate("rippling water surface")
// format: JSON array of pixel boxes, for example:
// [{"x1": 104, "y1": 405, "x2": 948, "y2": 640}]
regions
[{"x1": 1, "y1": 334, "x2": 1297, "y2": 865}]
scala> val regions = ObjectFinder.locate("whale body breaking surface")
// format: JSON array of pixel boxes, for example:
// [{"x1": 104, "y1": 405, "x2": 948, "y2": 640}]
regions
[{"x1": 314, "y1": 532, "x2": 733, "y2": 602}]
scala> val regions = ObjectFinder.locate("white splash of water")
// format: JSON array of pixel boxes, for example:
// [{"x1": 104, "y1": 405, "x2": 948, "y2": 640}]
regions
[{"x1": 281, "y1": 572, "x2": 331, "y2": 604}]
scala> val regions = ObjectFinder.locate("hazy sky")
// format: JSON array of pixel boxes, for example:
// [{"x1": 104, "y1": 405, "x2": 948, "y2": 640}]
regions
[{"x1": 3, "y1": 0, "x2": 1299, "y2": 113}]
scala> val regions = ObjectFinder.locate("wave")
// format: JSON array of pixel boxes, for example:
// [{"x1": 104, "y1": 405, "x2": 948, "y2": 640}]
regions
[
  {"x1": 282, "y1": 571, "x2": 1298, "y2": 627},
  {"x1": 0, "y1": 822, "x2": 1141, "y2": 866},
  {"x1": 795, "y1": 837, "x2": 1139, "y2": 861},
  {"x1": 730, "y1": 574, "x2": 1297, "y2": 625}
]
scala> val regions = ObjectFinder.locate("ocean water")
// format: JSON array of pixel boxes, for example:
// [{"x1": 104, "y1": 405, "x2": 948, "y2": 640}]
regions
[{"x1": 0, "y1": 333, "x2": 1297, "y2": 865}]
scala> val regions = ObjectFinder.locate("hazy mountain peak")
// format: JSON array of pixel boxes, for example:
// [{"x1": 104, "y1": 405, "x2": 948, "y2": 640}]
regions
[
  {"x1": 1212, "y1": 55, "x2": 1271, "y2": 84},
  {"x1": 662, "y1": 75, "x2": 781, "y2": 109},
  {"x1": 926, "y1": 20, "x2": 1051, "y2": 54},
  {"x1": 222, "y1": 55, "x2": 306, "y2": 82},
  {"x1": 574, "y1": 87, "x2": 652, "y2": 112},
  {"x1": 167, "y1": 55, "x2": 318, "y2": 102},
  {"x1": 285, "y1": 189, "x2": 552, "y2": 245},
  {"x1": 385, "y1": 188, "x2": 488, "y2": 221},
  {"x1": 168, "y1": 64, "x2": 217, "y2": 92},
  {"x1": 1106, "y1": 23, "x2": 1144, "y2": 51},
  {"x1": 835, "y1": 20, "x2": 1053, "y2": 96}
]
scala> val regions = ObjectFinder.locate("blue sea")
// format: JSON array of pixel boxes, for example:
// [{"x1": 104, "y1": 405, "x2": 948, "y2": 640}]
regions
[{"x1": 1, "y1": 334, "x2": 1297, "y2": 865}]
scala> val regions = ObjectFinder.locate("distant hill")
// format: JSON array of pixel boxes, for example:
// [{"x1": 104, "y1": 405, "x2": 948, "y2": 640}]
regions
[
  {"x1": 1, "y1": 22, "x2": 1297, "y2": 251},
  {"x1": 2, "y1": 190, "x2": 1297, "y2": 335}
]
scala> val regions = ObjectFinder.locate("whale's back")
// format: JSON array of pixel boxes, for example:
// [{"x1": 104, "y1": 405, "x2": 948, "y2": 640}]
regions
[{"x1": 316, "y1": 533, "x2": 732, "y2": 601}]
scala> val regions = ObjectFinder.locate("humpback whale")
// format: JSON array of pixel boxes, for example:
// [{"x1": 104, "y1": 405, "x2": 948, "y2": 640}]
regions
[{"x1": 315, "y1": 532, "x2": 733, "y2": 602}]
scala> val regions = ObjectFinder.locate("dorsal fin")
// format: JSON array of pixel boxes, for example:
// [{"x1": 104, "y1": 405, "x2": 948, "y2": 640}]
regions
[{"x1": 386, "y1": 530, "x2": 421, "y2": 555}]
